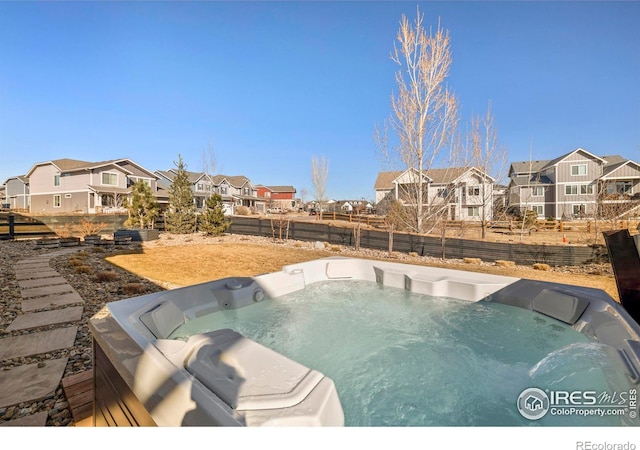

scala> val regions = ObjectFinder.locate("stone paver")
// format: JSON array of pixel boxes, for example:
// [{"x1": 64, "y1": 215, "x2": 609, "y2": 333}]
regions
[
  {"x1": 0, "y1": 246, "x2": 88, "y2": 426},
  {"x1": 0, "y1": 411, "x2": 48, "y2": 426},
  {"x1": 0, "y1": 358, "x2": 68, "y2": 409},
  {"x1": 17, "y1": 276, "x2": 69, "y2": 290},
  {"x1": 14, "y1": 261, "x2": 51, "y2": 270},
  {"x1": 0, "y1": 327, "x2": 77, "y2": 360},
  {"x1": 21, "y1": 284, "x2": 75, "y2": 299},
  {"x1": 13, "y1": 270, "x2": 60, "y2": 281},
  {"x1": 14, "y1": 258, "x2": 52, "y2": 266},
  {"x1": 5, "y1": 306, "x2": 84, "y2": 332},
  {"x1": 21, "y1": 292, "x2": 85, "y2": 312}
]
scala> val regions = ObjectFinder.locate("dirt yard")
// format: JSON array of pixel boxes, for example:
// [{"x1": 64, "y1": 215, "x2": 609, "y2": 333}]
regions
[{"x1": 105, "y1": 232, "x2": 621, "y2": 301}]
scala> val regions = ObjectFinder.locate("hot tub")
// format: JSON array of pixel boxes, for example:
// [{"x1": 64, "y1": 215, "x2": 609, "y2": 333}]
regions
[{"x1": 89, "y1": 256, "x2": 640, "y2": 427}]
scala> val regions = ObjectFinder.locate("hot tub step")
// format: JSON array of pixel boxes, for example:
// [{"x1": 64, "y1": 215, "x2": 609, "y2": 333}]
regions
[{"x1": 61, "y1": 370, "x2": 94, "y2": 427}]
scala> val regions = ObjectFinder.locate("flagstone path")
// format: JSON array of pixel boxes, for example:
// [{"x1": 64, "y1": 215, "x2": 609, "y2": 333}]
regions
[{"x1": 0, "y1": 248, "x2": 84, "y2": 426}]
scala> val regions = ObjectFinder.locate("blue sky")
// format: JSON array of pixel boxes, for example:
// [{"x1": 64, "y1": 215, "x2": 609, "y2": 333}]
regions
[{"x1": 1, "y1": 1, "x2": 638, "y2": 201}]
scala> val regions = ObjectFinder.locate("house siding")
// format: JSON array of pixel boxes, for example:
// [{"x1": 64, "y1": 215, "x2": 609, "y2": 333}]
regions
[
  {"x1": 31, "y1": 192, "x2": 89, "y2": 213},
  {"x1": 5, "y1": 178, "x2": 29, "y2": 209}
]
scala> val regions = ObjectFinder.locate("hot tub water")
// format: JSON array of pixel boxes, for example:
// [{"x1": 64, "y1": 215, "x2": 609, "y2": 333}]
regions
[{"x1": 169, "y1": 280, "x2": 636, "y2": 426}]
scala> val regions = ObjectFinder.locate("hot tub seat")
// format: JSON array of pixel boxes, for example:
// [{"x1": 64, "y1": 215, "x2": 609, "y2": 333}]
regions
[{"x1": 158, "y1": 329, "x2": 344, "y2": 426}]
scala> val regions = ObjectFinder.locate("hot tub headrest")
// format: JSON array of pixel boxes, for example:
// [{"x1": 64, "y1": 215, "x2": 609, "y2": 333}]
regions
[{"x1": 184, "y1": 329, "x2": 325, "y2": 411}]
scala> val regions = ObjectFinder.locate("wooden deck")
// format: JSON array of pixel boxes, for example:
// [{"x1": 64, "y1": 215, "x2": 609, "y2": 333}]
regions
[{"x1": 61, "y1": 369, "x2": 94, "y2": 427}]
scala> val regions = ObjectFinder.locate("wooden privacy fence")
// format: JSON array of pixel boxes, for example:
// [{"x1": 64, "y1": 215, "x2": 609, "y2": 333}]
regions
[
  {"x1": 228, "y1": 216, "x2": 609, "y2": 266},
  {"x1": 0, "y1": 213, "x2": 128, "y2": 240},
  {"x1": 0, "y1": 213, "x2": 57, "y2": 240}
]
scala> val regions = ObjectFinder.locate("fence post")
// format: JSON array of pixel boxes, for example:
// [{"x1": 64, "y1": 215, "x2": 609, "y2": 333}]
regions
[{"x1": 9, "y1": 214, "x2": 15, "y2": 239}]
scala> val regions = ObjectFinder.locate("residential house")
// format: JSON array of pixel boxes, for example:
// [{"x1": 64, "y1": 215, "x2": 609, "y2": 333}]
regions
[
  {"x1": 156, "y1": 170, "x2": 263, "y2": 215},
  {"x1": 3, "y1": 175, "x2": 30, "y2": 210},
  {"x1": 507, "y1": 148, "x2": 640, "y2": 219},
  {"x1": 155, "y1": 169, "x2": 215, "y2": 212},
  {"x1": 374, "y1": 166, "x2": 495, "y2": 221},
  {"x1": 326, "y1": 199, "x2": 374, "y2": 214},
  {"x1": 26, "y1": 158, "x2": 159, "y2": 214},
  {"x1": 0, "y1": 184, "x2": 5, "y2": 208},
  {"x1": 256, "y1": 185, "x2": 298, "y2": 213}
]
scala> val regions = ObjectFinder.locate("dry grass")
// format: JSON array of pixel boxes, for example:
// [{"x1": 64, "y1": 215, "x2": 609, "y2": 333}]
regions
[
  {"x1": 106, "y1": 244, "x2": 334, "y2": 287},
  {"x1": 105, "y1": 240, "x2": 620, "y2": 301},
  {"x1": 95, "y1": 271, "x2": 118, "y2": 282}
]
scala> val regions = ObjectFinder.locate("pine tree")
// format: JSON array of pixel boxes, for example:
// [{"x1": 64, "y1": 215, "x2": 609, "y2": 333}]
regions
[
  {"x1": 165, "y1": 154, "x2": 196, "y2": 234},
  {"x1": 199, "y1": 193, "x2": 230, "y2": 236},
  {"x1": 125, "y1": 180, "x2": 159, "y2": 229}
]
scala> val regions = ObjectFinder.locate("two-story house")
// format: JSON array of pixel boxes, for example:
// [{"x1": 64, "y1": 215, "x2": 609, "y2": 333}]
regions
[
  {"x1": 256, "y1": 185, "x2": 297, "y2": 213},
  {"x1": 211, "y1": 175, "x2": 263, "y2": 213},
  {"x1": 26, "y1": 158, "x2": 159, "y2": 214},
  {"x1": 156, "y1": 170, "x2": 263, "y2": 215},
  {"x1": 507, "y1": 148, "x2": 640, "y2": 219},
  {"x1": 2, "y1": 175, "x2": 30, "y2": 210},
  {"x1": 155, "y1": 170, "x2": 216, "y2": 212},
  {"x1": 374, "y1": 166, "x2": 495, "y2": 221}
]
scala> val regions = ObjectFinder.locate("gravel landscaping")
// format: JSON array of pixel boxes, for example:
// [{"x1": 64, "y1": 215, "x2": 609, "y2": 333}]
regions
[{"x1": 0, "y1": 233, "x2": 617, "y2": 426}]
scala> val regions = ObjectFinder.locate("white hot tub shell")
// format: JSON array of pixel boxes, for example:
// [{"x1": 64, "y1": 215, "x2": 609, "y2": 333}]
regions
[{"x1": 89, "y1": 256, "x2": 640, "y2": 426}]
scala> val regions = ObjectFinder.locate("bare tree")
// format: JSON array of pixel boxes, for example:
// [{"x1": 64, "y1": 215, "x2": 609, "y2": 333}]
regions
[
  {"x1": 299, "y1": 188, "x2": 309, "y2": 211},
  {"x1": 464, "y1": 101, "x2": 508, "y2": 239},
  {"x1": 376, "y1": 7, "x2": 459, "y2": 233},
  {"x1": 311, "y1": 155, "x2": 329, "y2": 220},
  {"x1": 202, "y1": 141, "x2": 218, "y2": 199}
]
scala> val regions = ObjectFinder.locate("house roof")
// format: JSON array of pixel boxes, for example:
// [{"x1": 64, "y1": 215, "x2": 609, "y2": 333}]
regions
[
  {"x1": 509, "y1": 160, "x2": 550, "y2": 176},
  {"x1": 2, "y1": 175, "x2": 29, "y2": 185},
  {"x1": 26, "y1": 158, "x2": 157, "y2": 179},
  {"x1": 375, "y1": 166, "x2": 487, "y2": 190},
  {"x1": 262, "y1": 185, "x2": 296, "y2": 193},
  {"x1": 602, "y1": 155, "x2": 628, "y2": 166},
  {"x1": 374, "y1": 171, "x2": 403, "y2": 191},
  {"x1": 211, "y1": 175, "x2": 252, "y2": 188},
  {"x1": 542, "y1": 147, "x2": 607, "y2": 170},
  {"x1": 87, "y1": 185, "x2": 131, "y2": 195},
  {"x1": 601, "y1": 157, "x2": 640, "y2": 179}
]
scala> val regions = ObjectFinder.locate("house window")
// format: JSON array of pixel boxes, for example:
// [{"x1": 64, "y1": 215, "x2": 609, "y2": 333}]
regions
[
  {"x1": 53, "y1": 195, "x2": 61, "y2": 208},
  {"x1": 531, "y1": 186, "x2": 544, "y2": 196},
  {"x1": 532, "y1": 205, "x2": 544, "y2": 216},
  {"x1": 196, "y1": 183, "x2": 204, "y2": 192},
  {"x1": 101, "y1": 172, "x2": 118, "y2": 185},
  {"x1": 467, "y1": 206, "x2": 480, "y2": 217},
  {"x1": 220, "y1": 186, "x2": 228, "y2": 195},
  {"x1": 101, "y1": 194, "x2": 115, "y2": 207},
  {"x1": 606, "y1": 181, "x2": 632, "y2": 195},
  {"x1": 54, "y1": 174, "x2": 60, "y2": 186},
  {"x1": 572, "y1": 204, "x2": 586, "y2": 217},
  {"x1": 565, "y1": 185, "x2": 578, "y2": 195},
  {"x1": 580, "y1": 184, "x2": 594, "y2": 195},
  {"x1": 265, "y1": 192, "x2": 271, "y2": 198},
  {"x1": 243, "y1": 187, "x2": 249, "y2": 196},
  {"x1": 437, "y1": 188, "x2": 448, "y2": 198},
  {"x1": 571, "y1": 164, "x2": 587, "y2": 176},
  {"x1": 467, "y1": 186, "x2": 480, "y2": 196},
  {"x1": 64, "y1": 194, "x2": 72, "y2": 198}
]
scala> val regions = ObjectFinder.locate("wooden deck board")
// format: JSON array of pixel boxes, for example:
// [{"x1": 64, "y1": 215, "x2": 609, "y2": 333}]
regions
[{"x1": 61, "y1": 370, "x2": 94, "y2": 427}]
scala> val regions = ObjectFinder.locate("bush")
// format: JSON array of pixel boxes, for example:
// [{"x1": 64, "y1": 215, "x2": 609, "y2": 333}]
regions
[
  {"x1": 235, "y1": 205, "x2": 251, "y2": 216},
  {"x1": 96, "y1": 271, "x2": 118, "y2": 282},
  {"x1": 75, "y1": 220, "x2": 107, "y2": 237},
  {"x1": 68, "y1": 259, "x2": 85, "y2": 267},
  {"x1": 122, "y1": 283, "x2": 145, "y2": 296},
  {"x1": 75, "y1": 266, "x2": 93, "y2": 274}
]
